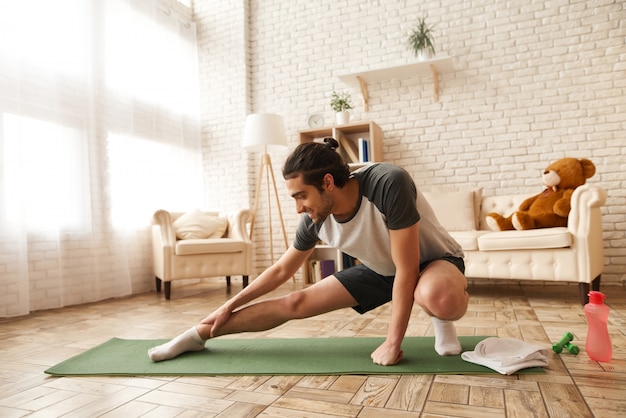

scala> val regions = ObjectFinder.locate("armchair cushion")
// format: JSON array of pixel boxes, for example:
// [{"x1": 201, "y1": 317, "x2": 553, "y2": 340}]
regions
[
  {"x1": 175, "y1": 238, "x2": 250, "y2": 256},
  {"x1": 173, "y1": 209, "x2": 228, "y2": 240}
]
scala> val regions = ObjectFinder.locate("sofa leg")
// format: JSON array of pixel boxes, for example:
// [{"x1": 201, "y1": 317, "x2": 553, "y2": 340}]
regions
[
  {"x1": 579, "y1": 283, "x2": 589, "y2": 306},
  {"x1": 155, "y1": 276, "x2": 162, "y2": 293},
  {"x1": 226, "y1": 276, "x2": 231, "y2": 286},
  {"x1": 592, "y1": 275, "x2": 601, "y2": 291},
  {"x1": 580, "y1": 275, "x2": 602, "y2": 305},
  {"x1": 243, "y1": 275, "x2": 249, "y2": 288},
  {"x1": 164, "y1": 282, "x2": 171, "y2": 300}
]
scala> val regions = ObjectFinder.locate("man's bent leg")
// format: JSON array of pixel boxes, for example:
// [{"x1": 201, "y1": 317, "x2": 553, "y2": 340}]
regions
[
  {"x1": 149, "y1": 276, "x2": 357, "y2": 362},
  {"x1": 414, "y1": 259, "x2": 469, "y2": 356},
  {"x1": 415, "y1": 259, "x2": 468, "y2": 319}
]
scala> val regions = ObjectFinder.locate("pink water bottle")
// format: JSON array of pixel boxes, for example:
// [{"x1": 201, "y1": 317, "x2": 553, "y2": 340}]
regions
[{"x1": 584, "y1": 291, "x2": 612, "y2": 362}]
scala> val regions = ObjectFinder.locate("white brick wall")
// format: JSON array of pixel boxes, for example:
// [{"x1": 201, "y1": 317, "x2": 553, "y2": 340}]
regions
[
  {"x1": 195, "y1": 0, "x2": 626, "y2": 285},
  {"x1": 195, "y1": 0, "x2": 251, "y2": 213}
]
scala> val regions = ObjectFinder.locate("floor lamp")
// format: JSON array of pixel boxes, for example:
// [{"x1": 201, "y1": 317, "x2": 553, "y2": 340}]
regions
[{"x1": 242, "y1": 113, "x2": 289, "y2": 264}]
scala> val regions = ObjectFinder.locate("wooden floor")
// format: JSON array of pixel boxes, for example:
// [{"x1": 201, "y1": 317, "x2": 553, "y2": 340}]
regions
[{"x1": 1, "y1": 279, "x2": 625, "y2": 417}]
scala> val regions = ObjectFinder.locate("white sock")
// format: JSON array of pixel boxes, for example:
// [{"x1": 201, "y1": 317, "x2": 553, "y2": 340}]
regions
[
  {"x1": 432, "y1": 317, "x2": 462, "y2": 356},
  {"x1": 148, "y1": 326, "x2": 206, "y2": 362}
]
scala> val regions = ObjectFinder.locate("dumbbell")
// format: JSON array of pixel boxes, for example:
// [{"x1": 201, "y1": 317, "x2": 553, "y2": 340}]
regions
[
  {"x1": 552, "y1": 332, "x2": 579, "y2": 355},
  {"x1": 564, "y1": 342, "x2": 580, "y2": 355},
  {"x1": 552, "y1": 332, "x2": 573, "y2": 353}
]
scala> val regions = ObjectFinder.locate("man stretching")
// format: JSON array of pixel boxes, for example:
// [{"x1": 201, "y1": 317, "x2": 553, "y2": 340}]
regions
[{"x1": 149, "y1": 138, "x2": 469, "y2": 366}]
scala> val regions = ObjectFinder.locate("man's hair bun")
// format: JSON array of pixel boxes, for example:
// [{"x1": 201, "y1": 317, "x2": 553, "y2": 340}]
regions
[
  {"x1": 283, "y1": 136, "x2": 350, "y2": 189},
  {"x1": 323, "y1": 137, "x2": 339, "y2": 150}
]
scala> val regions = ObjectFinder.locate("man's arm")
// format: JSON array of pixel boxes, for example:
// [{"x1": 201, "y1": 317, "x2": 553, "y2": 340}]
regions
[
  {"x1": 371, "y1": 222, "x2": 421, "y2": 365},
  {"x1": 201, "y1": 245, "x2": 313, "y2": 336}
]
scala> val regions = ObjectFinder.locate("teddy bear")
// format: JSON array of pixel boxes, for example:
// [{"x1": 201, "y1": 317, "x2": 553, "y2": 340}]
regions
[{"x1": 485, "y1": 157, "x2": 596, "y2": 231}]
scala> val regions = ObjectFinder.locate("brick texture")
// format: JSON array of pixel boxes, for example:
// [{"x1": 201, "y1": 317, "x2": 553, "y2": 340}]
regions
[{"x1": 195, "y1": 0, "x2": 625, "y2": 285}]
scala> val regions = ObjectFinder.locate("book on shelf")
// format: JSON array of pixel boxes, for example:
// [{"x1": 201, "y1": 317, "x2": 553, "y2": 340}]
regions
[
  {"x1": 308, "y1": 259, "x2": 319, "y2": 283},
  {"x1": 308, "y1": 259, "x2": 336, "y2": 283},
  {"x1": 320, "y1": 259, "x2": 336, "y2": 279},
  {"x1": 358, "y1": 138, "x2": 369, "y2": 163}
]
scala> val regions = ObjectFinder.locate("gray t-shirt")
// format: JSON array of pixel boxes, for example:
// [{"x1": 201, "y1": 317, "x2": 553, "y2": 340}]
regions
[{"x1": 293, "y1": 163, "x2": 463, "y2": 276}]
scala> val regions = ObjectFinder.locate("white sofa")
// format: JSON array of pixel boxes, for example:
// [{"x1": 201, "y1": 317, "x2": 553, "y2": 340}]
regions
[{"x1": 422, "y1": 184, "x2": 607, "y2": 305}]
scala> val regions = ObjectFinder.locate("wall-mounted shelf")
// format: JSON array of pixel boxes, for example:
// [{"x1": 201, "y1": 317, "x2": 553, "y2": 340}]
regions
[{"x1": 337, "y1": 56, "x2": 454, "y2": 109}]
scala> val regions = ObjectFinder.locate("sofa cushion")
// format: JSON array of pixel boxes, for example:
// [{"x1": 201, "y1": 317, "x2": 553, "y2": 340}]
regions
[
  {"x1": 175, "y1": 238, "x2": 247, "y2": 255},
  {"x1": 423, "y1": 188, "x2": 482, "y2": 231},
  {"x1": 449, "y1": 231, "x2": 491, "y2": 251},
  {"x1": 477, "y1": 227, "x2": 571, "y2": 251},
  {"x1": 173, "y1": 210, "x2": 228, "y2": 240}
]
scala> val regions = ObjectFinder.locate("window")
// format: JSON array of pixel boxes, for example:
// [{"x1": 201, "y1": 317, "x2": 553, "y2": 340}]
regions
[
  {"x1": 0, "y1": 0, "x2": 202, "y2": 315},
  {"x1": 2, "y1": 114, "x2": 87, "y2": 230},
  {"x1": 108, "y1": 133, "x2": 202, "y2": 228},
  {"x1": 0, "y1": 0, "x2": 201, "y2": 231}
]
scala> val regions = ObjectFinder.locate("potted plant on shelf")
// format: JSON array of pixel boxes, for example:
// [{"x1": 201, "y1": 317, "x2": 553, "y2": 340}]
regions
[
  {"x1": 330, "y1": 90, "x2": 353, "y2": 125},
  {"x1": 407, "y1": 17, "x2": 435, "y2": 61}
]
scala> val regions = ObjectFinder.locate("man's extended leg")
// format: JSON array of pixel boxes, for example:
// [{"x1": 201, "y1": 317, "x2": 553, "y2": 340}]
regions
[
  {"x1": 148, "y1": 276, "x2": 357, "y2": 361},
  {"x1": 414, "y1": 259, "x2": 469, "y2": 356}
]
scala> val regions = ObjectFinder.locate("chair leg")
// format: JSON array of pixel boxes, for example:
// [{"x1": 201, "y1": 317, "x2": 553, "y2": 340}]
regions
[
  {"x1": 243, "y1": 275, "x2": 249, "y2": 288},
  {"x1": 226, "y1": 276, "x2": 231, "y2": 286},
  {"x1": 164, "y1": 282, "x2": 171, "y2": 300},
  {"x1": 155, "y1": 276, "x2": 162, "y2": 293}
]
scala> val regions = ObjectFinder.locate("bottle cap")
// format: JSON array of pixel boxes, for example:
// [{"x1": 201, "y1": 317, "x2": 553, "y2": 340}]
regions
[{"x1": 588, "y1": 291, "x2": 606, "y2": 304}]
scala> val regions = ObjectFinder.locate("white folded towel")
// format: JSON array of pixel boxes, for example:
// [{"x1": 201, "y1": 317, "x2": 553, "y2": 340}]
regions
[{"x1": 461, "y1": 337, "x2": 550, "y2": 375}]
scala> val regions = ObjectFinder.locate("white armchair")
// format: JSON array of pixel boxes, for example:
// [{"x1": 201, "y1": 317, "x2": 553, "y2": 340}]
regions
[{"x1": 151, "y1": 209, "x2": 253, "y2": 299}]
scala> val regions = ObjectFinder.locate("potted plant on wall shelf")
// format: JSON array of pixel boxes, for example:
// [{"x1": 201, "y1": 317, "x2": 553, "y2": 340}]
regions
[
  {"x1": 407, "y1": 17, "x2": 435, "y2": 61},
  {"x1": 330, "y1": 90, "x2": 353, "y2": 125}
]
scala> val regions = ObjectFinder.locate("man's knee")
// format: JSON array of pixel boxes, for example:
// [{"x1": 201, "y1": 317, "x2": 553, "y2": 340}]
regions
[
  {"x1": 416, "y1": 285, "x2": 467, "y2": 319},
  {"x1": 415, "y1": 262, "x2": 468, "y2": 320},
  {"x1": 444, "y1": 288, "x2": 469, "y2": 320},
  {"x1": 282, "y1": 291, "x2": 309, "y2": 319}
]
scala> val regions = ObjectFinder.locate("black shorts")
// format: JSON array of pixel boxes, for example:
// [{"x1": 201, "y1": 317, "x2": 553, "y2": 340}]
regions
[{"x1": 334, "y1": 255, "x2": 465, "y2": 314}]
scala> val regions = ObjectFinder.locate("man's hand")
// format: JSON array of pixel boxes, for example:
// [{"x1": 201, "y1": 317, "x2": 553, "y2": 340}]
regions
[
  {"x1": 371, "y1": 340, "x2": 403, "y2": 366},
  {"x1": 200, "y1": 305, "x2": 232, "y2": 338}
]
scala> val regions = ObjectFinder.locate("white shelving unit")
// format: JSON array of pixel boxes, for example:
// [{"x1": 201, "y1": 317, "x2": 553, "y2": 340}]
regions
[
  {"x1": 298, "y1": 121, "x2": 384, "y2": 285},
  {"x1": 298, "y1": 121, "x2": 383, "y2": 170}
]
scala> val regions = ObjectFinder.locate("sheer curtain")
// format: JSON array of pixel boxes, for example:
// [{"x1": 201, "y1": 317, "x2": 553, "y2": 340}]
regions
[{"x1": 0, "y1": 0, "x2": 202, "y2": 317}]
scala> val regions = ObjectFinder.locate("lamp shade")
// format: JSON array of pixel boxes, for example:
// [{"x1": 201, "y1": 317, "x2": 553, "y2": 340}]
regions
[{"x1": 242, "y1": 113, "x2": 288, "y2": 152}]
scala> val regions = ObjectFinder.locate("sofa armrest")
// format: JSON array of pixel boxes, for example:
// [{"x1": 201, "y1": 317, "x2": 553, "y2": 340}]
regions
[
  {"x1": 568, "y1": 184, "x2": 607, "y2": 233},
  {"x1": 568, "y1": 184, "x2": 607, "y2": 282},
  {"x1": 224, "y1": 209, "x2": 253, "y2": 242}
]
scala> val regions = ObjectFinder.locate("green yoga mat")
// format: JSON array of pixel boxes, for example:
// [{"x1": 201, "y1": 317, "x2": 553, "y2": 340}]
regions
[{"x1": 45, "y1": 336, "x2": 543, "y2": 376}]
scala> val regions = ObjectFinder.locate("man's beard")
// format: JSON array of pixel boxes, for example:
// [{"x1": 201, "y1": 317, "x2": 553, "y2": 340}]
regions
[{"x1": 311, "y1": 191, "x2": 333, "y2": 224}]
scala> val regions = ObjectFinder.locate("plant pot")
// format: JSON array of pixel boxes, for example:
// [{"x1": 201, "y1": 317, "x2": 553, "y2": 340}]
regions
[
  {"x1": 336, "y1": 111, "x2": 350, "y2": 125},
  {"x1": 417, "y1": 49, "x2": 434, "y2": 61}
]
